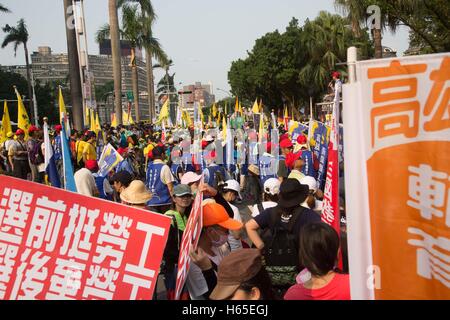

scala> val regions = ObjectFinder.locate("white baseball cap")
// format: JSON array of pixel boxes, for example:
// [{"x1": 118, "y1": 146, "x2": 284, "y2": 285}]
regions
[
  {"x1": 264, "y1": 178, "x2": 281, "y2": 196},
  {"x1": 181, "y1": 172, "x2": 202, "y2": 185},
  {"x1": 300, "y1": 176, "x2": 318, "y2": 193},
  {"x1": 204, "y1": 134, "x2": 214, "y2": 142},
  {"x1": 223, "y1": 179, "x2": 242, "y2": 200}
]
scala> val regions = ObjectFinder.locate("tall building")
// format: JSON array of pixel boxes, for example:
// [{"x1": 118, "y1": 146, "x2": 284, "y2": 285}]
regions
[
  {"x1": 2, "y1": 45, "x2": 150, "y2": 122},
  {"x1": 181, "y1": 82, "x2": 215, "y2": 117}
]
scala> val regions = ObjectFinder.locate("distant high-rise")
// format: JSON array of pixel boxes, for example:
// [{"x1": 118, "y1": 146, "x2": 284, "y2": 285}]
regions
[
  {"x1": 1, "y1": 45, "x2": 149, "y2": 122},
  {"x1": 181, "y1": 82, "x2": 216, "y2": 117}
]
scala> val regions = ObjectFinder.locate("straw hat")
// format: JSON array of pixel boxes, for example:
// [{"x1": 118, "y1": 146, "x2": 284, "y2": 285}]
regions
[{"x1": 120, "y1": 180, "x2": 152, "y2": 204}]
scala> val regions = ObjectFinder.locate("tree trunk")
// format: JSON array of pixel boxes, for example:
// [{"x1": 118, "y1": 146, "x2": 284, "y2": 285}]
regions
[
  {"x1": 373, "y1": 28, "x2": 383, "y2": 59},
  {"x1": 131, "y1": 47, "x2": 140, "y2": 122},
  {"x1": 23, "y1": 42, "x2": 34, "y2": 123},
  {"x1": 108, "y1": 0, "x2": 122, "y2": 125},
  {"x1": 146, "y1": 49, "x2": 155, "y2": 121},
  {"x1": 63, "y1": 0, "x2": 83, "y2": 130}
]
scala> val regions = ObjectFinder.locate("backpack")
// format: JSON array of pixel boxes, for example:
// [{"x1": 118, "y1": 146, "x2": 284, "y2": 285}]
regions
[
  {"x1": 261, "y1": 207, "x2": 304, "y2": 289},
  {"x1": 29, "y1": 141, "x2": 44, "y2": 165}
]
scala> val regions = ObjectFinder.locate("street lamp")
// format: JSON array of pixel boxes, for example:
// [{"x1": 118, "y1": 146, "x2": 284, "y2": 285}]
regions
[{"x1": 216, "y1": 87, "x2": 232, "y2": 97}]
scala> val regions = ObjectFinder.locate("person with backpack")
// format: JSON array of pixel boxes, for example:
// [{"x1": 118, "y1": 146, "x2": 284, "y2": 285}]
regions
[
  {"x1": 284, "y1": 222, "x2": 350, "y2": 300},
  {"x1": 245, "y1": 178, "x2": 321, "y2": 298},
  {"x1": 251, "y1": 178, "x2": 280, "y2": 218},
  {"x1": 202, "y1": 150, "x2": 227, "y2": 190}
]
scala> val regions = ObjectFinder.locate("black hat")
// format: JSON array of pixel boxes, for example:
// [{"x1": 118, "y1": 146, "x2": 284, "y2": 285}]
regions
[
  {"x1": 111, "y1": 170, "x2": 133, "y2": 187},
  {"x1": 278, "y1": 178, "x2": 309, "y2": 208},
  {"x1": 152, "y1": 145, "x2": 165, "y2": 157}
]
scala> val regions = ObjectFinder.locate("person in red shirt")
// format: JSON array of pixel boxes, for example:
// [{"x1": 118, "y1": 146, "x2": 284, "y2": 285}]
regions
[{"x1": 284, "y1": 222, "x2": 350, "y2": 300}]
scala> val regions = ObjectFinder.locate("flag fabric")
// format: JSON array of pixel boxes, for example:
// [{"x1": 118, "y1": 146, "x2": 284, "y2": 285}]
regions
[
  {"x1": 58, "y1": 88, "x2": 71, "y2": 136},
  {"x1": 111, "y1": 113, "x2": 118, "y2": 127},
  {"x1": 158, "y1": 98, "x2": 170, "y2": 124},
  {"x1": 95, "y1": 112, "x2": 101, "y2": 135},
  {"x1": 222, "y1": 116, "x2": 227, "y2": 141},
  {"x1": 60, "y1": 117, "x2": 77, "y2": 193},
  {"x1": 238, "y1": 101, "x2": 243, "y2": 117},
  {"x1": 97, "y1": 143, "x2": 123, "y2": 177},
  {"x1": 43, "y1": 122, "x2": 61, "y2": 188},
  {"x1": 1, "y1": 101, "x2": 12, "y2": 143},
  {"x1": 271, "y1": 111, "x2": 277, "y2": 130},
  {"x1": 284, "y1": 106, "x2": 289, "y2": 131},
  {"x1": 84, "y1": 105, "x2": 90, "y2": 127},
  {"x1": 321, "y1": 85, "x2": 342, "y2": 269},
  {"x1": 252, "y1": 98, "x2": 259, "y2": 114},
  {"x1": 258, "y1": 112, "x2": 264, "y2": 143},
  {"x1": 15, "y1": 87, "x2": 31, "y2": 139},
  {"x1": 90, "y1": 109, "x2": 96, "y2": 132},
  {"x1": 235, "y1": 97, "x2": 239, "y2": 114},
  {"x1": 212, "y1": 103, "x2": 217, "y2": 119}
]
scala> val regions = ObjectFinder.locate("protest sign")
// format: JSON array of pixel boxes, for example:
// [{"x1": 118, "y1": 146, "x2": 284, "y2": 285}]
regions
[
  {"x1": 98, "y1": 144, "x2": 123, "y2": 177},
  {"x1": 343, "y1": 53, "x2": 450, "y2": 299},
  {"x1": 0, "y1": 176, "x2": 171, "y2": 300},
  {"x1": 174, "y1": 187, "x2": 203, "y2": 300}
]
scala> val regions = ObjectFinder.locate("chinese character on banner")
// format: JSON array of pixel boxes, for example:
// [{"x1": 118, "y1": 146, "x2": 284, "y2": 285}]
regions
[
  {"x1": 0, "y1": 176, "x2": 171, "y2": 300},
  {"x1": 344, "y1": 53, "x2": 450, "y2": 300}
]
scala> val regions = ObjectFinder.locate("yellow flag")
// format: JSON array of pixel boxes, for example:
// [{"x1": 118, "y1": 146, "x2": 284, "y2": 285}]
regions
[
  {"x1": 284, "y1": 105, "x2": 289, "y2": 118},
  {"x1": 235, "y1": 97, "x2": 239, "y2": 113},
  {"x1": 58, "y1": 87, "x2": 67, "y2": 124},
  {"x1": 222, "y1": 116, "x2": 227, "y2": 141},
  {"x1": 84, "y1": 105, "x2": 90, "y2": 126},
  {"x1": 258, "y1": 112, "x2": 264, "y2": 143},
  {"x1": 15, "y1": 88, "x2": 31, "y2": 139},
  {"x1": 95, "y1": 112, "x2": 101, "y2": 134},
  {"x1": 1, "y1": 101, "x2": 12, "y2": 143},
  {"x1": 212, "y1": 103, "x2": 217, "y2": 118},
  {"x1": 239, "y1": 101, "x2": 243, "y2": 117},
  {"x1": 157, "y1": 98, "x2": 170, "y2": 123},
  {"x1": 252, "y1": 98, "x2": 259, "y2": 114},
  {"x1": 199, "y1": 105, "x2": 204, "y2": 124},
  {"x1": 111, "y1": 113, "x2": 117, "y2": 127},
  {"x1": 90, "y1": 109, "x2": 96, "y2": 132}
]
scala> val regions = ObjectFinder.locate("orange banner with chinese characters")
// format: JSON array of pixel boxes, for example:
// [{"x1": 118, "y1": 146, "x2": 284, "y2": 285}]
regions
[{"x1": 344, "y1": 53, "x2": 450, "y2": 300}]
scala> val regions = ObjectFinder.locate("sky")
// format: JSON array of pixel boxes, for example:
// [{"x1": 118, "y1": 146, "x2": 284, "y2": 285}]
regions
[{"x1": 0, "y1": 0, "x2": 410, "y2": 100}]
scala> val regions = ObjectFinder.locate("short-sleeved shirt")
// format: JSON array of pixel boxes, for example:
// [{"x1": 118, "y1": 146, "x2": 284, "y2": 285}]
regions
[
  {"x1": 153, "y1": 159, "x2": 175, "y2": 185},
  {"x1": 74, "y1": 168, "x2": 98, "y2": 197},
  {"x1": 83, "y1": 142, "x2": 97, "y2": 161},
  {"x1": 277, "y1": 159, "x2": 289, "y2": 178},
  {"x1": 76, "y1": 140, "x2": 87, "y2": 163},
  {"x1": 284, "y1": 273, "x2": 350, "y2": 300}
]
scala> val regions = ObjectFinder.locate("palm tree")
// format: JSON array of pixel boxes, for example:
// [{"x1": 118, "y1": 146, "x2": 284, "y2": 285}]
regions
[
  {"x1": 108, "y1": 0, "x2": 123, "y2": 125},
  {"x1": 119, "y1": 0, "x2": 168, "y2": 121},
  {"x1": 2, "y1": 19, "x2": 34, "y2": 121},
  {"x1": 97, "y1": 3, "x2": 167, "y2": 122},
  {"x1": 0, "y1": 3, "x2": 10, "y2": 13}
]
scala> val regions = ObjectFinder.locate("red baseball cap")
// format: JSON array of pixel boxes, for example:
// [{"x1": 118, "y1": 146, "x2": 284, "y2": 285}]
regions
[
  {"x1": 28, "y1": 125, "x2": 39, "y2": 133},
  {"x1": 297, "y1": 134, "x2": 307, "y2": 144},
  {"x1": 285, "y1": 151, "x2": 302, "y2": 169},
  {"x1": 280, "y1": 138, "x2": 293, "y2": 149},
  {"x1": 15, "y1": 129, "x2": 25, "y2": 136},
  {"x1": 85, "y1": 160, "x2": 99, "y2": 171},
  {"x1": 54, "y1": 124, "x2": 62, "y2": 132}
]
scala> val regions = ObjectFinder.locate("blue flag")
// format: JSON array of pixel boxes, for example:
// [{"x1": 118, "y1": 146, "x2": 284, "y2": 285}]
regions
[
  {"x1": 43, "y1": 122, "x2": 61, "y2": 188},
  {"x1": 61, "y1": 119, "x2": 77, "y2": 192}
]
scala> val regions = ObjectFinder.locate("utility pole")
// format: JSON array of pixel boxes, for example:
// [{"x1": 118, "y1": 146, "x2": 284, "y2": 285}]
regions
[{"x1": 63, "y1": 0, "x2": 83, "y2": 130}]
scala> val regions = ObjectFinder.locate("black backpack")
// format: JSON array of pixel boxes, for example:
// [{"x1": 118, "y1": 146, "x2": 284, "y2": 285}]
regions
[
  {"x1": 29, "y1": 141, "x2": 44, "y2": 165},
  {"x1": 261, "y1": 207, "x2": 304, "y2": 289}
]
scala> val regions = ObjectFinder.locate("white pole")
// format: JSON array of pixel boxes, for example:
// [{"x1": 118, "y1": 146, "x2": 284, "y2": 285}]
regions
[
  {"x1": 30, "y1": 69, "x2": 39, "y2": 126},
  {"x1": 347, "y1": 47, "x2": 358, "y2": 84}
]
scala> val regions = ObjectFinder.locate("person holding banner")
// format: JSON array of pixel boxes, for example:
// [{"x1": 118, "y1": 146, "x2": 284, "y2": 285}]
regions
[
  {"x1": 162, "y1": 184, "x2": 194, "y2": 300},
  {"x1": 284, "y1": 222, "x2": 349, "y2": 300}
]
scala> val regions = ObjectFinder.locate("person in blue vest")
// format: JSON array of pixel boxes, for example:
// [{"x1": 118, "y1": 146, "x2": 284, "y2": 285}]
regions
[
  {"x1": 294, "y1": 134, "x2": 319, "y2": 177},
  {"x1": 85, "y1": 160, "x2": 113, "y2": 200},
  {"x1": 203, "y1": 149, "x2": 228, "y2": 189},
  {"x1": 259, "y1": 141, "x2": 277, "y2": 185},
  {"x1": 146, "y1": 145, "x2": 175, "y2": 213}
]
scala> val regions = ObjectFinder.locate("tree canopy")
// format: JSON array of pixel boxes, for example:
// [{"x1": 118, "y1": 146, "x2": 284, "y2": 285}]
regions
[{"x1": 228, "y1": 12, "x2": 373, "y2": 115}]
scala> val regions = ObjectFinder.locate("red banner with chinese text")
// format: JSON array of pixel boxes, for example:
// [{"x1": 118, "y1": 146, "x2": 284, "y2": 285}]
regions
[
  {"x1": 174, "y1": 187, "x2": 203, "y2": 300},
  {"x1": 0, "y1": 176, "x2": 171, "y2": 300}
]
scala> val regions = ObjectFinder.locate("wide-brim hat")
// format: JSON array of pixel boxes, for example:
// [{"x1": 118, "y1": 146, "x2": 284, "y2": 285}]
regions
[
  {"x1": 278, "y1": 178, "x2": 309, "y2": 208},
  {"x1": 248, "y1": 164, "x2": 260, "y2": 176},
  {"x1": 120, "y1": 180, "x2": 152, "y2": 204}
]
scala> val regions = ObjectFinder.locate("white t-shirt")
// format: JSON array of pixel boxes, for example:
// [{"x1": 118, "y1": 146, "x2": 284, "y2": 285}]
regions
[
  {"x1": 186, "y1": 244, "x2": 229, "y2": 300},
  {"x1": 227, "y1": 203, "x2": 243, "y2": 251},
  {"x1": 74, "y1": 168, "x2": 97, "y2": 197},
  {"x1": 251, "y1": 201, "x2": 277, "y2": 217},
  {"x1": 153, "y1": 159, "x2": 175, "y2": 185}
]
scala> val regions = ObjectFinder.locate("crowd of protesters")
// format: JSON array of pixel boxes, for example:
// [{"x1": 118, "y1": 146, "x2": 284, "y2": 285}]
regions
[{"x1": 0, "y1": 113, "x2": 349, "y2": 301}]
